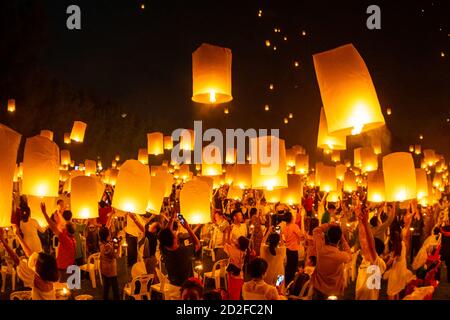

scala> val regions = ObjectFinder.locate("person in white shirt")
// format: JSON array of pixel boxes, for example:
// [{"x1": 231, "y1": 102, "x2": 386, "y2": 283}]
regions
[
  {"x1": 20, "y1": 206, "x2": 46, "y2": 254},
  {"x1": 212, "y1": 211, "x2": 230, "y2": 260},
  {"x1": 242, "y1": 258, "x2": 285, "y2": 300},
  {"x1": 126, "y1": 212, "x2": 145, "y2": 267},
  {"x1": 230, "y1": 209, "x2": 248, "y2": 244}
]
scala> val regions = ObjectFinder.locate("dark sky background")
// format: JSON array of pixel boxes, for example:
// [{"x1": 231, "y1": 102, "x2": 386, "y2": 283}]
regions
[{"x1": 0, "y1": 0, "x2": 449, "y2": 165}]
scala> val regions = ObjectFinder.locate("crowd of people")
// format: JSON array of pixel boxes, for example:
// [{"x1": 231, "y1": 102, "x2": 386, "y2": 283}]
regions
[{"x1": 0, "y1": 182, "x2": 449, "y2": 301}]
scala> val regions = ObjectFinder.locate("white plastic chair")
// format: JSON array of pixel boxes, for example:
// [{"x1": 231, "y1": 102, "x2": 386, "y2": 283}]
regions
[
  {"x1": 123, "y1": 274, "x2": 154, "y2": 300},
  {"x1": 150, "y1": 267, "x2": 181, "y2": 300},
  {"x1": 287, "y1": 279, "x2": 313, "y2": 300},
  {"x1": 79, "y1": 252, "x2": 102, "y2": 288},
  {"x1": 1, "y1": 264, "x2": 17, "y2": 293},
  {"x1": 10, "y1": 290, "x2": 32, "y2": 300},
  {"x1": 203, "y1": 258, "x2": 228, "y2": 289},
  {"x1": 202, "y1": 236, "x2": 216, "y2": 262}
]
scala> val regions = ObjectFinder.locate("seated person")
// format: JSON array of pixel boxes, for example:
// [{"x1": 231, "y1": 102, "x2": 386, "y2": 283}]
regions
[{"x1": 242, "y1": 258, "x2": 285, "y2": 300}]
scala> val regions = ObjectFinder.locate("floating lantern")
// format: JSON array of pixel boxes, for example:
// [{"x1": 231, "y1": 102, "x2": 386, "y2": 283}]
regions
[
  {"x1": 284, "y1": 118, "x2": 289, "y2": 124},
  {"x1": 288, "y1": 113, "x2": 294, "y2": 119},
  {"x1": 318, "y1": 165, "x2": 337, "y2": 192},
  {"x1": 192, "y1": 43, "x2": 232, "y2": 104},
  {"x1": 419, "y1": 134, "x2": 424, "y2": 140},
  {"x1": 180, "y1": 180, "x2": 211, "y2": 224},
  {"x1": 315, "y1": 162, "x2": 324, "y2": 186},
  {"x1": 372, "y1": 136, "x2": 382, "y2": 155},
  {"x1": 22, "y1": 136, "x2": 60, "y2": 197},
  {"x1": 212, "y1": 175, "x2": 225, "y2": 189},
  {"x1": 202, "y1": 146, "x2": 222, "y2": 176},
  {"x1": 386, "y1": 108, "x2": 392, "y2": 115},
  {"x1": 7, "y1": 99, "x2": 16, "y2": 113},
  {"x1": 317, "y1": 108, "x2": 346, "y2": 150},
  {"x1": 265, "y1": 40, "x2": 271, "y2": 47},
  {"x1": 146, "y1": 176, "x2": 166, "y2": 214},
  {"x1": 415, "y1": 169, "x2": 428, "y2": 200},
  {"x1": 286, "y1": 148, "x2": 296, "y2": 167},
  {"x1": 59, "y1": 170, "x2": 70, "y2": 182},
  {"x1": 85, "y1": 160, "x2": 97, "y2": 176},
  {"x1": 179, "y1": 164, "x2": 190, "y2": 180},
  {"x1": 71, "y1": 176, "x2": 100, "y2": 219},
  {"x1": 227, "y1": 186, "x2": 243, "y2": 200},
  {"x1": 180, "y1": 129, "x2": 195, "y2": 151},
  {"x1": 40, "y1": 130, "x2": 54, "y2": 141},
  {"x1": 331, "y1": 150, "x2": 340, "y2": 162},
  {"x1": 433, "y1": 173, "x2": 443, "y2": 188},
  {"x1": 251, "y1": 136, "x2": 288, "y2": 190},
  {"x1": 112, "y1": 160, "x2": 150, "y2": 215},
  {"x1": 336, "y1": 164, "x2": 347, "y2": 181},
  {"x1": 344, "y1": 170, "x2": 357, "y2": 192},
  {"x1": 280, "y1": 174, "x2": 303, "y2": 205},
  {"x1": 233, "y1": 164, "x2": 252, "y2": 189},
  {"x1": 147, "y1": 132, "x2": 164, "y2": 155},
  {"x1": 0, "y1": 124, "x2": 21, "y2": 227},
  {"x1": 307, "y1": 172, "x2": 315, "y2": 187},
  {"x1": 414, "y1": 144, "x2": 422, "y2": 155},
  {"x1": 111, "y1": 160, "x2": 117, "y2": 169},
  {"x1": 382, "y1": 152, "x2": 417, "y2": 202},
  {"x1": 115, "y1": 155, "x2": 120, "y2": 162},
  {"x1": 423, "y1": 149, "x2": 437, "y2": 166},
  {"x1": 70, "y1": 121, "x2": 87, "y2": 143},
  {"x1": 264, "y1": 104, "x2": 270, "y2": 111},
  {"x1": 63, "y1": 133, "x2": 71, "y2": 144},
  {"x1": 367, "y1": 170, "x2": 385, "y2": 202},
  {"x1": 265, "y1": 189, "x2": 282, "y2": 203},
  {"x1": 269, "y1": 84, "x2": 274, "y2": 90},
  {"x1": 327, "y1": 190, "x2": 341, "y2": 203},
  {"x1": 163, "y1": 136, "x2": 173, "y2": 150},
  {"x1": 354, "y1": 148, "x2": 362, "y2": 168},
  {"x1": 138, "y1": 148, "x2": 148, "y2": 165},
  {"x1": 225, "y1": 147, "x2": 236, "y2": 164},
  {"x1": 225, "y1": 165, "x2": 235, "y2": 184},
  {"x1": 295, "y1": 154, "x2": 309, "y2": 174},
  {"x1": 154, "y1": 171, "x2": 173, "y2": 197},
  {"x1": 313, "y1": 44, "x2": 385, "y2": 135},
  {"x1": 408, "y1": 145, "x2": 414, "y2": 153},
  {"x1": 28, "y1": 196, "x2": 55, "y2": 228},
  {"x1": 60, "y1": 150, "x2": 71, "y2": 166},
  {"x1": 360, "y1": 147, "x2": 378, "y2": 173}
]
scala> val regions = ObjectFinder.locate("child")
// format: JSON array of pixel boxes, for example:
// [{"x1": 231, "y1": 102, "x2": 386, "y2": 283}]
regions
[{"x1": 99, "y1": 226, "x2": 119, "y2": 300}]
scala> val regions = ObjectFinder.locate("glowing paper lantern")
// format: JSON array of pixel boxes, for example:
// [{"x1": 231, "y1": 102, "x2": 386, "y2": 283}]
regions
[
  {"x1": 280, "y1": 174, "x2": 303, "y2": 205},
  {"x1": 7, "y1": 99, "x2": 16, "y2": 112},
  {"x1": 138, "y1": 148, "x2": 148, "y2": 165},
  {"x1": 0, "y1": 124, "x2": 21, "y2": 227},
  {"x1": 179, "y1": 164, "x2": 190, "y2": 180},
  {"x1": 317, "y1": 108, "x2": 346, "y2": 150},
  {"x1": 59, "y1": 170, "x2": 70, "y2": 182},
  {"x1": 225, "y1": 165, "x2": 235, "y2": 184},
  {"x1": 318, "y1": 165, "x2": 337, "y2": 192},
  {"x1": 409, "y1": 145, "x2": 414, "y2": 153},
  {"x1": 201, "y1": 146, "x2": 222, "y2": 176},
  {"x1": 28, "y1": 196, "x2": 55, "y2": 228},
  {"x1": 192, "y1": 43, "x2": 232, "y2": 104},
  {"x1": 360, "y1": 147, "x2": 378, "y2": 173},
  {"x1": 344, "y1": 170, "x2": 357, "y2": 192},
  {"x1": 84, "y1": 160, "x2": 97, "y2": 176},
  {"x1": 22, "y1": 136, "x2": 59, "y2": 197},
  {"x1": 146, "y1": 176, "x2": 166, "y2": 214},
  {"x1": 233, "y1": 164, "x2": 252, "y2": 189},
  {"x1": 336, "y1": 164, "x2": 347, "y2": 181},
  {"x1": 61, "y1": 150, "x2": 71, "y2": 166},
  {"x1": 64, "y1": 133, "x2": 71, "y2": 144},
  {"x1": 372, "y1": 136, "x2": 382, "y2": 155},
  {"x1": 382, "y1": 152, "x2": 417, "y2": 202},
  {"x1": 367, "y1": 170, "x2": 385, "y2": 202},
  {"x1": 354, "y1": 148, "x2": 362, "y2": 168},
  {"x1": 70, "y1": 121, "x2": 87, "y2": 143},
  {"x1": 227, "y1": 186, "x2": 243, "y2": 200},
  {"x1": 265, "y1": 189, "x2": 282, "y2": 203},
  {"x1": 212, "y1": 175, "x2": 225, "y2": 189},
  {"x1": 154, "y1": 171, "x2": 174, "y2": 197},
  {"x1": 295, "y1": 154, "x2": 309, "y2": 174},
  {"x1": 107, "y1": 169, "x2": 119, "y2": 186},
  {"x1": 147, "y1": 132, "x2": 164, "y2": 155},
  {"x1": 327, "y1": 190, "x2": 341, "y2": 203},
  {"x1": 286, "y1": 148, "x2": 297, "y2": 167},
  {"x1": 331, "y1": 150, "x2": 341, "y2": 162},
  {"x1": 313, "y1": 44, "x2": 385, "y2": 135},
  {"x1": 415, "y1": 169, "x2": 428, "y2": 200},
  {"x1": 414, "y1": 145, "x2": 422, "y2": 155},
  {"x1": 225, "y1": 148, "x2": 236, "y2": 164},
  {"x1": 180, "y1": 180, "x2": 211, "y2": 224},
  {"x1": 164, "y1": 136, "x2": 173, "y2": 150},
  {"x1": 40, "y1": 130, "x2": 54, "y2": 141},
  {"x1": 251, "y1": 136, "x2": 288, "y2": 190},
  {"x1": 423, "y1": 149, "x2": 437, "y2": 166},
  {"x1": 71, "y1": 176, "x2": 100, "y2": 219},
  {"x1": 112, "y1": 160, "x2": 150, "y2": 215}
]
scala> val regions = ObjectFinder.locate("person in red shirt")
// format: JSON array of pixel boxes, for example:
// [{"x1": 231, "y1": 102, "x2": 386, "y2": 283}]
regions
[
  {"x1": 302, "y1": 192, "x2": 314, "y2": 218},
  {"x1": 40, "y1": 203, "x2": 76, "y2": 282}
]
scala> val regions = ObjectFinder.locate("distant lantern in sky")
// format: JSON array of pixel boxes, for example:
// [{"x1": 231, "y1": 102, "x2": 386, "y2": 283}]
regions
[
  {"x1": 360, "y1": 147, "x2": 378, "y2": 173},
  {"x1": 163, "y1": 136, "x2": 173, "y2": 150},
  {"x1": 7, "y1": 99, "x2": 16, "y2": 113},
  {"x1": 147, "y1": 132, "x2": 164, "y2": 155},
  {"x1": 317, "y1": 108, "x2": 346, "y2": 150},
  {"x1": 331, "y1": 150, "x2": 340, "y2": 162},
  {"x1": 441, "y1": 51, "x2": 445, "y2": 58},
  {"x1": 383, "y1": 152, "x2": 417, "y2": 202},
  {"x1": 192, "y1": 43, "x2": 233, "y2": 104},
  {"x1": 146, "y1": 176, "x2": 166, "y2": 214},
  {"x1": 40, "y1": 130, "x2": 54, "y2": 141},
  {"x1": 85, "y1": 159, "x2": 97, "y2": 176},
  {"x1": 414, "y1": 144, "x2": 422, "y2": 155},
  {"x1": 386, "y1": 107, "x2": 392, "y2": 115},
  {"x1": 60, "y1": 150, "x2": 71, "y2": 166},
  {"x1": 295, "y1": 154, "x2": 309, "y2": 174},
  {"x1": 265, "y1": 40, "x2": 271, "y2": 47},
  {"x1": 138, "y1": 148, "x2": 148, "y2": 165},
  {"x1": 180, "y1": 129, "x2": 195, "y2": 151},
  {"x1": 283, "y1": 36, "x2": 288, "y2": 41},
  {"x1": 64, "y1": 133, "x2": 71, "y2": 144},
  {"x1": 112, "y1": 160, "x2": 150, "y2": 215},
  {"x1": 251, "y1": 135, "x2": 288, "y2": 190},
  {"x1": 336, "y1": 164, "x2": 347, "y2": 181},
  {"x1": 140, "y1": 3, "x2": 145, "y2": 10},
  {"x1": 257, "y1": 9, "x2": 262, "y2": 17},
  {"x1": 288, "y1": 113, "x2": 293, "y2": 119},
  {"x1": 22, "y1": 135, "x2": 60, "y2": 197},
  {"x1": 224, "y1": 107, "x2": 229, "y2": 114},
  {"x1": 318, "y1": 164, "x2": 337, "y2": 193},
  {"x1": 201, "y1": 146, "x2": 222, "y2": 176},
  {"x1": 367, "y1": 170, "x2": 385, "y2": 203},
  {"x1": 269, "y1": 83, "x2": 274, "y2": 90},
  {"x1": 286, "y1": 149, "x2": 296, "y2": 167},
  {"x1": 71, "y1": 176, "x2": 100, "y2": 219},
  {"x1": 280, "y1": 174, "x2": 303, "y2": 205},
  {"x1": 408, "y1": 145, "x2": 414, "y2": 153},
  {"x1": 225, "y1": 147, "x2": 236, "y2": 164},
  {"x1": 0, "y1": 124, "x2": 21, "y2": 227},
  {"x1": 70, "y1": 121, "x2": 87, "y2": 143},
  {"x1": 372, "y1": 136, "x2": 382, "y2": 155},
  {"x1": 313, "y1": 44, "x2": 385, "y2": 136},
  {"x1": 344, "y1": 170, "x2": 357, "y2": 193},
  {"x1": 180, "y1": 180, "x2": 211, "y2": 224},
  {"x1": 294, "y1": 61, "x2": 299, "y2": 68},
  {"x1": 415, "y1": 168, "x2": 429, "y2": 200},
  {"x1": 264, "y1": 104, "x2": 270, "y2": 111},
  {"x1": 284, "y1": 118, "x2": 289, "y2": 124},
  {"x1": 301, "y1": 30, "x2": 307, "y2": 36}
]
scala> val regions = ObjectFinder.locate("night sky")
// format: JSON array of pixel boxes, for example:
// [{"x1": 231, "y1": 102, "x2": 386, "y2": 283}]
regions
[{"x1": 0, "y1": 0, "x2": 449, "y2": 164}]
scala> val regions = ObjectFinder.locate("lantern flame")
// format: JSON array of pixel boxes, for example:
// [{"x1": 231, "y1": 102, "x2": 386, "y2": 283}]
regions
[{"x1": 209, "y1": 90, "x2": 216, "y2": 103}]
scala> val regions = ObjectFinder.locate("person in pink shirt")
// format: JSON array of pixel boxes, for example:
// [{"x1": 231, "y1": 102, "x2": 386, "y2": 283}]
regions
[{"x1": 281, "y1": 211, "x2": 302, "y2": 286}]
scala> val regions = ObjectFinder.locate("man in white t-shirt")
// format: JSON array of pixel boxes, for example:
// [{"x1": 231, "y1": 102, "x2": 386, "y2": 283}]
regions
[
  {"x1": 126, "y1": 213, "x2": 145, "y2": 266},
  {"x1": 230, "y1": 209, "x2": 248, "y2": 244}
]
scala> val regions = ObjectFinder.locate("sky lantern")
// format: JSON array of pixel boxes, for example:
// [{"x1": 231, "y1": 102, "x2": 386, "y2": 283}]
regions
[
  {"x1": 163, "y1": 136, "x2": 173, "y2": 150},
  {"x1": 331, "y1": 150, "x2": 340, "y2": 162},
  {"x1": 201, "y1": 146, "x2": 222, "y2": 176},
  {"x1": 85, "y1": 159, "x2": 97, "y2": 176},
  {"x1": 354, "y1": 147, "x2": 362, "y2": 168},
  {"x1": 250, "y1": 135, "x2": 288, "y2": 190},
  {"x1": 233, "y1": 164, "x2": 252, "y2": 189},
  {"x1": 40, "y1": 130, "x2": 54, "y2": 141},
  {"x1": 112, "y1": 160, "x2": 150, "y2": 214},
  {"x1": 360, "y1": 147, "x2": 378, "y2": 172},
  {"x1": 28, "y1": 196, "x2": 55, "y2": 228},
  {"x1": 313, "y1": 44, "x2": 385, "y2": 136},
  {"x1": 415, "y1": 168, "x2": 429, "y2": 200},
  {"x1": 344, "y1": 170, "x2": 357, "y2": 192},
  {"x1": 180, "y1": 180, "x2": 211, "y2": 224},
  {"x1": 286, "y1": 148, "x2": 296, "y2": 167},
  {"x1": 433, "y1": 173, "x2": 443, "y2": 188},
  {"x1": 146, "y1": 176, "x2": 166, "y2": 214},
  {"x1": 22, "y1": 135, "x2": 59, "y2": 197},
  {"x1": 0, "y1": 124, "x2": 21, "y2": 227},
  {"x1": 64, "y1": 133, "x2": 71, "y2": 144},
  {"x1": 70, "y1": 121, "x2": 87, "y2": 143},
  {"x1": 225, "y1": 147, "x2": 236, "y2": 164},
  {"x1": 383, "y1": 152, "x2": 417, "y2": 202},
  {"x1": 7, "y1": 99, "x2": 16, "y2": 112},
  {"x1": 317, "y1": 108, "x2": 346, "y2": 150},
  {"x1": 372, "y1": 136, "x2": 382, "y2": 155},
  {"x1": 315, "y1": 162, "x2": 324, "y2": 186},
  {"x1": 336, "y1": 164, "x2": 347, "y2": 181},
  {"x1": 265, "y1": 189, "x2": 282, "y2": 203},
  {"x1": 225, "y1": 165, "x2": 235, "y2": 184},
  {"x1": 227, "y1": 186, "x2": 243, "y2": 200},
  {"x1": 367, "y1": 170, "x2": 385, "y2": 202},
  {"x1": 414, "y1": 144, "x2": 421, "y2": 155},
  {"x1": 154, "y1": 171, "x2": 173, "y2": 197},
  {"x1": 212, "y1": 175, "x2": 225, "y2": 189},
  {"x1": 280, "y1": 174, "x2": 303, "y2": 205},
  {"x1": 423, "y1": 149, "x2": 437, "y2": 166},
  {"x1": 180, "y1": 129, "x2": 195, "y2": 151},
  {"x1": 408, "y1": 145, "x2": 414, "y2": 153},
  {"x1": 147, "y1": 132, "x2": 164, "y2": 155},
  {"x1": 59, "y1": 170, "x2": 70, "y2": 182},
  {"x1": 138, "y1": 148, "x2": 148, "y2": 165},
  {"x1": 60, "y1": 150, "x2": 71, "y2": 166},
  {"x1": 179, "y1": 164, "x2": 190, "y2": 180},
  {"x1": 192, "y1": 43, "x2": 232, "y2": 104},
  {"x1": 71, "y1": 176, "x2": 100, "y2": 219},
  {"x1": 295, "y1": 154, "x2": 309, "y2": 174},
  {"x1": 318, "y1": 164, "x2": 337, "y2": 192},
  {"x1": 327, "y1": 190, "x2": 341, "y2": 203}
]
